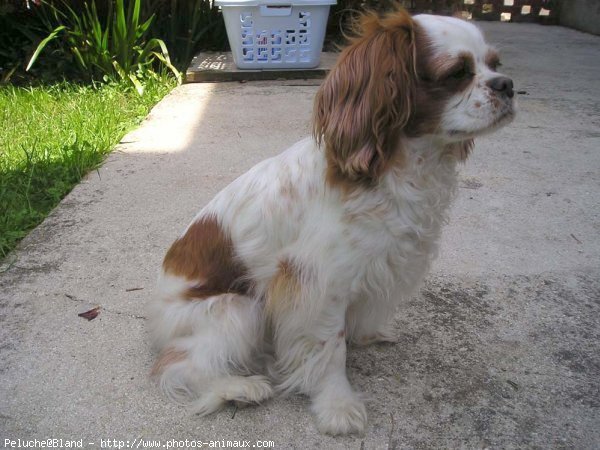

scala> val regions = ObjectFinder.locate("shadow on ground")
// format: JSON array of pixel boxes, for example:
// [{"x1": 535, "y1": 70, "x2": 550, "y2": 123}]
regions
[{"x1": 1, "y1": 22, "x2": 599, "y2": 449}]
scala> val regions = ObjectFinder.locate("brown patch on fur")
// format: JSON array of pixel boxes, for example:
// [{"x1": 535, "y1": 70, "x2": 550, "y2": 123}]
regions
[
  {"x1": 485, "y1": 49, "x2": 500, "y2": 71},
  {"x1": 265, "y1": 259, "x2": 302, "y2": 318},
  {"x1": 163, "y1": 215, "x2": 250, "y2": 300},
  {"x1": 408, "y1": 38, "x2": 476, "y2": 137},
  {"x1": 490, "y1": 94, "x2": 502, "y2": 108},
  {"x1": 150, "y1": 348, "x2": 187, "y2": 377},
  {"x1": 313, "y1": 7, "x2": 418, "y2": 190},
  {"x1": 447, "y1": 139, "x2": 474, "y2": 161},
  {"x1": 325, "y1": 142, "x2": 406, "y2": 197},
  {"x1": 429, "y1": 51, "x2": 474, "y2": 83}
]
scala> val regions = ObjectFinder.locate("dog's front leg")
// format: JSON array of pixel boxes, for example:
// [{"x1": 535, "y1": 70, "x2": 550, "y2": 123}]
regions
[
  {"x1": 346, "y1": 296, "x2": 398, "y2": 347},
  {"x1": 308, "y1": 319, "x2": 368, "y2": 435}
]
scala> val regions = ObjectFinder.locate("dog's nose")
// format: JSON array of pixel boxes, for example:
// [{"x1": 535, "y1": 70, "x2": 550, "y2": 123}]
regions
[{"x1": 487, "y1": 76, "x2": 514, "y2": 98}]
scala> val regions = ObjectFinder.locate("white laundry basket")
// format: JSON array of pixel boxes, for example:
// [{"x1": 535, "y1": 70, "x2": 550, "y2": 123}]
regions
[{"x1": 215, "y1": 0, "x2": 336, "y2": 69}]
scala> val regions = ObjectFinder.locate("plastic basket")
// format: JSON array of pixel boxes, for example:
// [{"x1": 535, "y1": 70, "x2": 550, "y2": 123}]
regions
[{"x1": 215, "y1": 0, "x2": 336, "y2": 69}]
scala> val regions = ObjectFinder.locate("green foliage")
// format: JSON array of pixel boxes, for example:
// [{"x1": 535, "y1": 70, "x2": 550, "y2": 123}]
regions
[
  {"x1": 0, "y1": 77, "x2": 176, "y2": 257},
  {"x1": 2, "y1": 0, "x2": 228, "y2": 82},
  {"x1": 27, "y1": 0, "x2": 180, "y2": 92},
  {"x1": 0, "y1": 5, "x2": 46, "y2": 83},
  {"x1": 145, "y1": 0, "x2": 228, "y2": 71}
]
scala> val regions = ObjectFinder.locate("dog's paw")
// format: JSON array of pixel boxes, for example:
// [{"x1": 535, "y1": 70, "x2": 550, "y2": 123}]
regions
[
  {"x1": 312, "y1": 392, "x2": 367, "y2": 435},
  {"x1": 190, "y1": 375, "x2": 273, "y2": 416}
]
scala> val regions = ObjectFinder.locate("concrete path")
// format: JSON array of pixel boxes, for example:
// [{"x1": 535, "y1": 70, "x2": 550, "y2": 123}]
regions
[{"x1": 1, "y1": 22, "x2": 599, "y2": 449}]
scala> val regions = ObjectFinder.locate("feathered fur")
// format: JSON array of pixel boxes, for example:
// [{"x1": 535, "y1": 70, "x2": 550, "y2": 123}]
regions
[{"x1": 150, "y1": 8, "x2": 515, "y2": 435}]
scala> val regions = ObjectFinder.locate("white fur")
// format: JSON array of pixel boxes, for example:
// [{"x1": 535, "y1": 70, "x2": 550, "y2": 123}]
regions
[
  {"x1": 414, "y1": 15, "x2": 516, "y2": 140},
  {"x1": 150, "y1": 14, "x2": 514, "y2": 435}
]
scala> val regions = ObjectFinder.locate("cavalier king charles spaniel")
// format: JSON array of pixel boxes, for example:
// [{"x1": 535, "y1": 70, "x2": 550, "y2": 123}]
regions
[{"x1": 150, "y1": 8, "x2": 515, "y2": 435}]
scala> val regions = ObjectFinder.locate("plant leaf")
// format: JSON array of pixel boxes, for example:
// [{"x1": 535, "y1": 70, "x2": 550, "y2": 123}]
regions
[
  {"x1": 26, "y1": 25, "x2": 67, "y2": 71},
  {"x1": 129, "y1": 73, "x2": 144, "y2": 96}
]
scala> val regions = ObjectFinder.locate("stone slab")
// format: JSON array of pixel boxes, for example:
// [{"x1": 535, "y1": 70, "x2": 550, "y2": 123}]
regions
[{"x1": 186, "y1": 52, "x2": 338, "y2": 83}]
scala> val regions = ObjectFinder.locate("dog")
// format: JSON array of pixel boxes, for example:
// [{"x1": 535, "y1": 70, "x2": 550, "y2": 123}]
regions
[{"x1": 150, "y1": 7, "x2": 515, "y2": 435}]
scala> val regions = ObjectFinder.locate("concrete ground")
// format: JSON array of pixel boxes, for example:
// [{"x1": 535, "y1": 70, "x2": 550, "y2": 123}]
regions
[{"x1": 1, "y1": 22, "x2": 599, "y2": 450}]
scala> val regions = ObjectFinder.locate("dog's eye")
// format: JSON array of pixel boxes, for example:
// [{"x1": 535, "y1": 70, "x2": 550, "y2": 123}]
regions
[
  {"x1": 490, "y1": 61, "x2": 503, "y2": 71},
  {"x1": 449, "y1": 65, "x2": 472, "y2": 80}
]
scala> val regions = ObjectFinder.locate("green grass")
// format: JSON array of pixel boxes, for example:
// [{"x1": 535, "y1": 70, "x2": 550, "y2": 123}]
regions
[{"x1": 0, "y1": 77, "x2": 176, "y2": 258}]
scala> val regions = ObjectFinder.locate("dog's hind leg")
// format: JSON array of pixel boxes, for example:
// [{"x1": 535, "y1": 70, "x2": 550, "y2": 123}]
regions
[
  {"x1": 150, "y1": 282, "x2": 272, "y2": 415},
  {"x1": 150, "y1": 214, "x2": 273, "y2": 414}
]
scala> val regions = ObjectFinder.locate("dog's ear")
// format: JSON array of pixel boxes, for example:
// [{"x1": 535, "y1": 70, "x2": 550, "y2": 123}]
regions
[{"x1": 313, "y1": 8, "x2": 417, "y2": 187}]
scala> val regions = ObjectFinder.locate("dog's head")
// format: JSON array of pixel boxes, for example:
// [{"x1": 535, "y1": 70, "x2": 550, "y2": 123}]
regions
[{"x1": 313, "y1": 8, "x2": 515, "y2": 185}]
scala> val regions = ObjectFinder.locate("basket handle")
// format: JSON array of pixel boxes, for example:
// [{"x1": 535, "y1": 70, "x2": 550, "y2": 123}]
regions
[{"x1": 260, "y1": 4, "x2": 292, "y2": 16}]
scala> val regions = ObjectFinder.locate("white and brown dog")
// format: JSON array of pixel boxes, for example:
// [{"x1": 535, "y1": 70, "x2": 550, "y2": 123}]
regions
[{"x1": 150, "y1": 8, "x2": 515, "y2": 435}]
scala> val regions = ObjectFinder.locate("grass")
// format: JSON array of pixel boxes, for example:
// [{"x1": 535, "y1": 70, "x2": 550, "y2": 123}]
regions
[{"x1": 0, "y1": 77, "x2": 176, "y2": 258}]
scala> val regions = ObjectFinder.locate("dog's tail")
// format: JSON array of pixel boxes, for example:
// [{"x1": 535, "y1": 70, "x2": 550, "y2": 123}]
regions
[{"x1": 149, "y1": 274, "x2": 273, "y2": 414}]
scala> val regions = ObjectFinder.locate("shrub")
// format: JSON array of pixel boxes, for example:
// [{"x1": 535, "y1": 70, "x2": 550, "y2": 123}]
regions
[
  {"x1": 144, "y1": 0, "x2": 228, "y2": 71},
  {"x1": 27, "y1": 0, "x2": 180, "y2": 92},
  {"x1": 0, "y1": 2, "x2": 47, "y2": 83}
]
